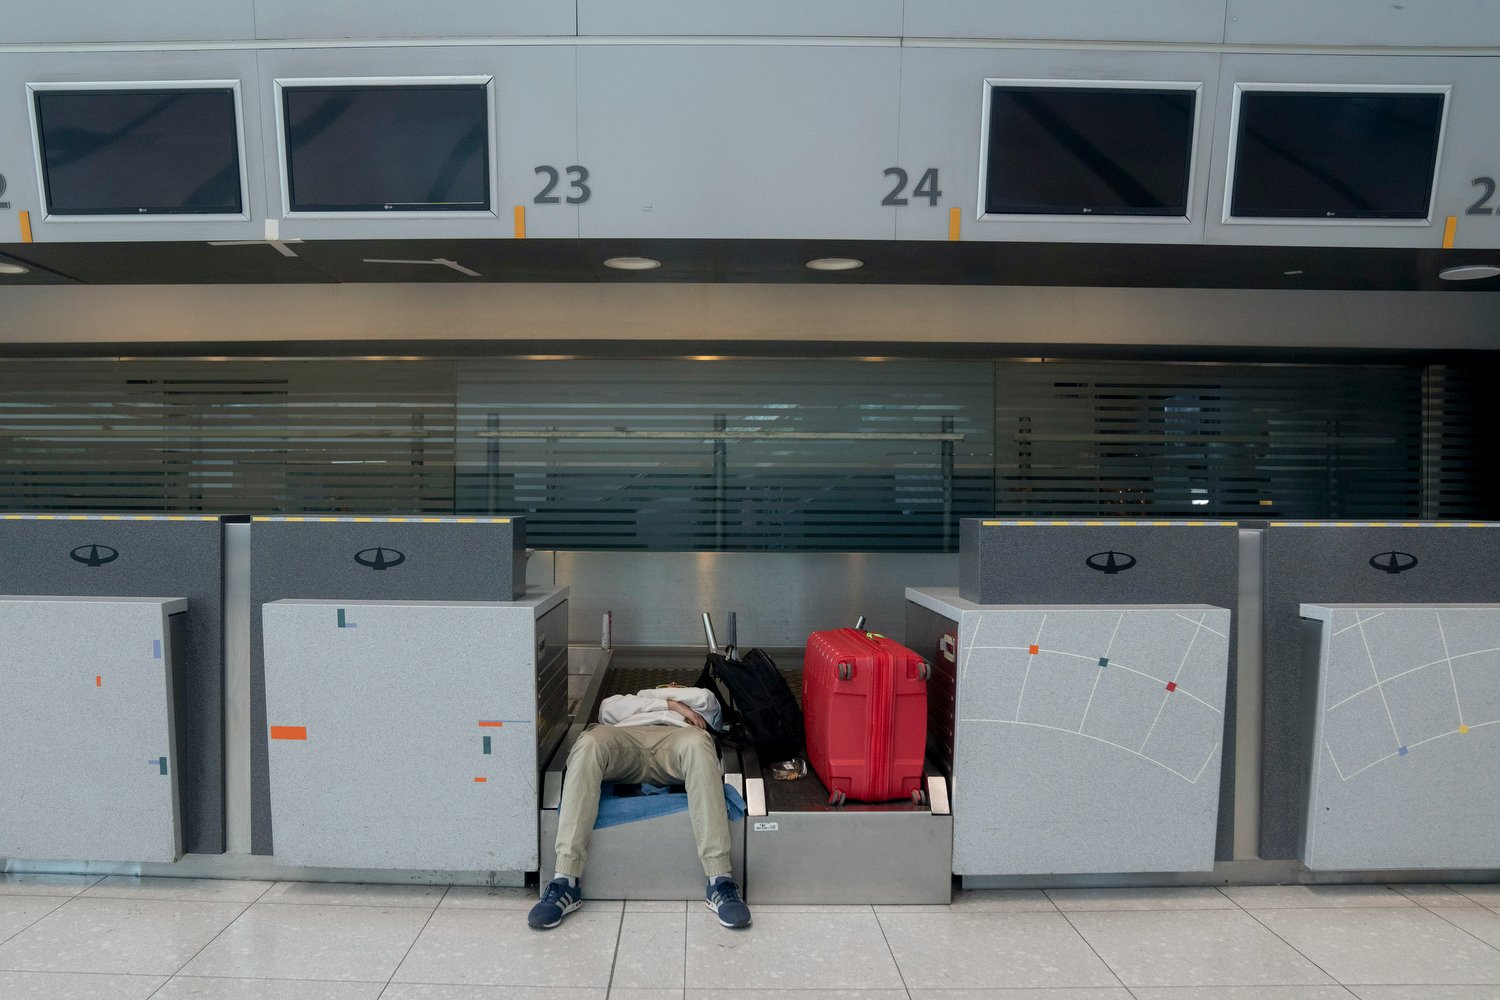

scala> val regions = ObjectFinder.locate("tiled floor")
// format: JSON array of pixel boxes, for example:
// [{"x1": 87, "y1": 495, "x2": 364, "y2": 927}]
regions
[{"x1": 3, "y1": 876, "x2": 1500, "y2": 999}]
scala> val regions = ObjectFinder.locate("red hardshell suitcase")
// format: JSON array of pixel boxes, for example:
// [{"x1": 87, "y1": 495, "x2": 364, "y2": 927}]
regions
[{"x1": 802, "y1": 627, "x2": 930, "y2": 804}]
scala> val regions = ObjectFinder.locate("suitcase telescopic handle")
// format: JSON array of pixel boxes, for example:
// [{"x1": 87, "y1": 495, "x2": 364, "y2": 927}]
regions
[
  {"x1": 702, "y1": 611, "x2": 719, "y2": 655},
  {"x1": 853, "y1": 615, "x2": 867, "y2": 631}
]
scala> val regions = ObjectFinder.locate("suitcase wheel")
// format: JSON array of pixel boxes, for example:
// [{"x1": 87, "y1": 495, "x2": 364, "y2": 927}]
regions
[
  {"x1": 916, "y1": 660, "x2": 931, "y2": 681},
  {"x1": 837, "y1": 661, "x2": 853, "y2": 681},
  {"x1": 911, "y1": 787, "x2": 927, "y2": 807},
  {"x1": 829, "y1": 789, "x2": 847, "y2": 807}
]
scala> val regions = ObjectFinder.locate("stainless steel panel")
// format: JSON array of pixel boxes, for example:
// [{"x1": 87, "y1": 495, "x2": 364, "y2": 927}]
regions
[
  {"x1": 538, "y1": 805, "x2": 746, "y2": 898},
  {"x1": 746, "y1": 808, "x2": 953, "y2": 903},
  {"x1": 903, "y1": 0, "x2": 1228, "y2": 44},
  {"x1": 0, "y1": 0, "x2": 255, "y2": 44},
  {"x1": 578, "y1": 0, "x2": 904, "y2": 36},
  {"x1": 252, "y1": 0, "x2": 574, "y2": 40},
  {"x1": 554, "y1": 550, "x2": 960, "y2": 647},
  {"x1": 1226, "y1": 0, "x2": 1500, "y2": 47}
]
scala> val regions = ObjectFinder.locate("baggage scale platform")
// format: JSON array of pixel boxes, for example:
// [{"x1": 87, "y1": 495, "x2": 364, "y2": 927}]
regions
[{"x1": 540, "y1": 649, "x2": 952, "y2": 903}]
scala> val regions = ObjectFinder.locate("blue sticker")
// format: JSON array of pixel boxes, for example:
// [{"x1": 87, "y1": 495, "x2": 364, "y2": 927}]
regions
[{"x1": 152, "y1": 639, "x2": 162, "y2": 659}]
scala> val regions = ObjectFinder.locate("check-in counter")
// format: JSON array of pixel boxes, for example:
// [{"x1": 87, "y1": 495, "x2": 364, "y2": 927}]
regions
[
  {"x1": 0, "y1": 596, "x2": 188, "y2": 863},
  {"x1": 909, "y1": 589, "x2": 1231, "y2": 876},
  {"x1": 1259, "y1": 522, "x2": 1500, "y2": 861},
  {"x1": 263, "y1": 591, "x2": 567, "y2": 872},
  {"x1": 0, "y1": 514, "x2": 226, "y2": 855},
  {"x1": 1300, "y1": 603, "x2": 1500, "y2": 870},
  {"x1": 249, "y1": 514, "x2": 535, "y2": 856}
]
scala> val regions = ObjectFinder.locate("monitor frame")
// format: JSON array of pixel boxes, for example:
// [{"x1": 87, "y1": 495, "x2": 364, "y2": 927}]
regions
[
  {"x1": 275, "y1": 75, "x2": 498, "y2": 220},
  {"x1": 976, "y1": 78, "x2": 1203, "y2": 225},
  {"x1": 26, "y1": 79, "x2": 251, "y2": 224},
  {"x1": 1222, "y1": 82, "x2": 1451, "y2": 227}
]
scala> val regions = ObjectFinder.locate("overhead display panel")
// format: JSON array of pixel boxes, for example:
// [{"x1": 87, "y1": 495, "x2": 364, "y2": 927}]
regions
[
  {"x1": 1227, "y1": 86, "x2": 1447, "y2": 221},
  {"x1": 981, "y1": 82, "x2": 1198, "y2": 220},
  {"x1": 279, "y1": 78, "x2": 492, "y2": 215},
  {"x1": 29, "y1": 83, "x2": 246, "y2": 218}
]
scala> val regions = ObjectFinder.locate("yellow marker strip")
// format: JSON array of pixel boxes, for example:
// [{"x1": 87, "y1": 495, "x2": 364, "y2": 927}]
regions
[
  {"x1": 19, "y1": 210, "x2": 32, "y2": 243},
  {"x1": 1443, "y1": 215, "x2": 1457, "y2": 249},
  {"x1": 948, "y1": 207, "x2": 961, "y2": 241},
  {"x1": 1460, "y1": 724, "x2": 1470, "y2": 734},
  {"x1": 514, "y1": 205, "x2": 526, "y2": 239}
]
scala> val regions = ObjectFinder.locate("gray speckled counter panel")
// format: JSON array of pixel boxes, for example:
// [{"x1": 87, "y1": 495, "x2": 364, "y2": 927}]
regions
[
  {"x1": 263, "y1": 590, "x2": 564, "y2": 872},
  {"x1": 909, "y1": 588, "x2": 1231, "y2": 875},
  {"x1": 0, "y1": 596, "x2": 187, "y2": 864},
  {"x1": 1302, "y1": 603, "x2": 1500, "y2": 870}
]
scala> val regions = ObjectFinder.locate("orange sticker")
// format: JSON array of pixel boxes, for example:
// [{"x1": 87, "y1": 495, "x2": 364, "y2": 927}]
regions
[
  {"x1": 473, "y1": 776, "x2": 488, "y2": 782},
  {"x1": 95, "y1": 675, "x2": 102, "y2": 687},
  {"x1": 478, "y1": 720, "x2": 504, "y2": 727},
  {"x1": 270, "y1": 725, "x2": 307, "y2": 740}
]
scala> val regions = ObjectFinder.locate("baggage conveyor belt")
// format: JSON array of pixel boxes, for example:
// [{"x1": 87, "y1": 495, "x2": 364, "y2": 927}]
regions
[{"x1": 541, "y1": 649, "x2": 953, "y2": 904}]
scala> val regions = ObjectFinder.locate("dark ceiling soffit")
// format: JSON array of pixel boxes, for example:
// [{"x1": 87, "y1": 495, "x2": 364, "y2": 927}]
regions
[
  {"x1": 1, "y1": 338, "x2": 1494, "y2": 366},
  {"x1": 0, "y1": 239, "x2": 1498, "y2": 291}
]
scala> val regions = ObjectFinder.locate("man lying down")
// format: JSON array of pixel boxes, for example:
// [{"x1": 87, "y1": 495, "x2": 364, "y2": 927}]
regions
[{"x1": 528, "y1": 683, "x2": 752, "y2": 930}]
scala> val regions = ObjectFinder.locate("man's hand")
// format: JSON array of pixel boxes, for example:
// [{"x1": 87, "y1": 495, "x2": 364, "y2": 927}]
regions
[{"x1": 666, "y1": 700, "x2": 708, "y2": 730}]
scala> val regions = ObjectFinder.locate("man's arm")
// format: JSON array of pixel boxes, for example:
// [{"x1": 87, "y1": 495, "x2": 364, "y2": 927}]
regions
[{"x1": 666, "y1": 700, "x2": 707, "y2": 730}]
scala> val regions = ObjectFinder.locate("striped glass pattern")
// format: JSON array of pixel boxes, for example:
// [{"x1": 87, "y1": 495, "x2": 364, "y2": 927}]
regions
[
  {"x1": 455, "y1": 360, "x2": 995, "y2": 551},
  {"x1": 994, "y1": 361, "x2": 1425, "y2": 519}
]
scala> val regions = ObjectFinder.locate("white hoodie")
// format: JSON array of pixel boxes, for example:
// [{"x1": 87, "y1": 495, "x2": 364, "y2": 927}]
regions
[{"x1": 598, "y1": 686, "x2": 723, "y2": 731}]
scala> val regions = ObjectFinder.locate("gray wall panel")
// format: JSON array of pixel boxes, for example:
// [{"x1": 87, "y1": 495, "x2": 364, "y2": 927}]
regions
[
  {"x1": 576, "y1": 44, "x2": 901, "y2": 238},
  {"x1": 903, "y1": 0, "x2": 1229, "y2": 44},
  {"x1": 897, "y1": 46, "x2": 1222, "y2": 243},
  {"x1": 0, "y1": 50, "x2": 267, "y2": 244},
  {"x1": 0, "y1": 516, "x2": 225, "y2": 855},
  {"x1": 1205, "y1": 54, "x2": 1500, "y2": 250},
  {"x1": 248, "y1": 516, "x2": 526, "y2": 854},
  {"x1": 1259, "y1": 523, "x2": 1500, "y2": 860},
  {"x1": 0, "y1": 597, "x2": 187, "y2": 864},
  {"x1": 0, "y1": 1, "x2": 255, "y2": 44},
  {"x1": 252, "y1": 0, "x2": 575, "y2": 40},
  {"x1": 577, "y1": 1, "x2": 903, "y2": 37},
  {"x1": 1226, "y1": 0, "x2": 1500, "y2": 48}
]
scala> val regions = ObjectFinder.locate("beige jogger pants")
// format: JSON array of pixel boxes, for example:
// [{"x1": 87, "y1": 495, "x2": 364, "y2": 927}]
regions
[{"x1": 553, "y1": 723, "x2": 732, "y2": 879}]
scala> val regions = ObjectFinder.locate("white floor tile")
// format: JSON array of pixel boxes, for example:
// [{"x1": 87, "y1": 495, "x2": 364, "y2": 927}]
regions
[
  {"x1": 392, "y1": 907, "x2": 620, "y2": 987},
  {"x1": 1388, "y1": 884, "x2": 1482, "y2": 907},
  {"x1": 178, "y1": 902, "x2": 430, "y2": 982},
  {"x1": 626, "y1": 900, "x2": 688, "y2": 913},
  {"x1": 687, "y1": 910, "x2": 903, "y2": 990},
  {"x1": 1222, "y1": 886, "x2": 1414, "y2": 909},
  {"x1": 382, "y1": 988, "x2": 606, "y2": 1000},
  {"x1": 879, "y1": 910, "x2": 1119, "y2": 989},
  {"x1": 1436, "y1": 906, "x2": 1500, "y2": 950},
  {"x1": 1451, "y1": 885, "x2": 1500, "y2": 908},
  {"x1": 1045, "y1": 888, "x2": 1235, "y2": 911},
  {"x1": 1128, "y1": 988, "x2": 1359, "y2": 999},
  {"x1": 910, "y1": 990, "x2": 1135, "y2": 999},
  {"x1": 0, "y1": 970, "x2": 166, "y2": 999},
  {"x1": 0, "y1": 874, "x2": 101, "y2": 897},
  {"x1": 0, "y1": 896, "x2": 69, "y2": 944},
  {"x1": 698, "y1": 992, "x2": 910, "y2": 1000},
  {"x1": 1350, "y1": 988, "x2": 1500, "y2": 999},
  {"x1": 153, "y1": 977, "x2": 385, "y2": 998},
  {"x1": 259, "y1": 881, "x2": 446, "y2": 907},
  {"x1": 609, "y1": 991, "x2": 685, "y2": 1000},
  {"x1": 953, "y1": 889, "x2": 1059, "y2": 912},
  {"x1": 84, "y1": 877, "x2": 273, "y2": 903},
  {"x1": 1253, "y1": 906, "x2": 1500, "y2": 985},
  {"x1": 0, "y1": 897, "x2": 247, "y2": 976},
  {"x1": 439, "y1": 886, "x2": 538, "y2": 910},
  {"x1": 612, "y1": 912, "x2": 686, "y2": 989},
  {"x1": 1066, "y1": 908, "x2": 1335, "y2": 988}
]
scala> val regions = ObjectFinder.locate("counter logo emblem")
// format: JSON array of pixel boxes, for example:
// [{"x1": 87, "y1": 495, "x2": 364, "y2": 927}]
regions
[
  {"x1": 1369, "y1": 550, "x2": 1418, "y2": 574},
  {"x1": 1085, "y1": 550, "x2": 1137, "y2": 574},
  {"x1": 354, "y1": 546, "x2": 405, "y2": 571},
  {"x1": 69, "y1": 543, "x2": 119, "y2": 567}
]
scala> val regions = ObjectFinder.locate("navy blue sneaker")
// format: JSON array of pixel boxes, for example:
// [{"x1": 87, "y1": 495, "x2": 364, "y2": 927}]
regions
[
  {"x1": 528, "y1": 877, "x2": 582, "y2": 929},
  {"x1": 706, "y1": 877, "x2": 751, "y2": 928}
]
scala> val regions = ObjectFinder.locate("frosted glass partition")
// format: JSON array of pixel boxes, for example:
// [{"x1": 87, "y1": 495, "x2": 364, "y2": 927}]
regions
[
  {"x1": 0, "y1": 596, "x2": 187, "y2": 863},
  {"x1": 910, "y1": 588, "x2": 1231, "y2": 875},
  {"x1": 1301, "y1": 603, "x2": 1500, "y2": 870}
]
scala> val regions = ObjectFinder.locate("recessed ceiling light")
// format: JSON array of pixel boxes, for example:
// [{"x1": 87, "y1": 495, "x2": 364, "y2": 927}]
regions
[
  {"x1": 806, "y1": 257, "x2": 864, "y2": 271},
  {"x1": 1438, "y1": 264, "x2": 1500, "y2": 281},
  {"x1": 603, "y1": 256, "x2": 661, "y2": 271},
  {"x1": 1283, "y1": 269, "x2": 1304, "y2": 276},
  {"x1": 0, "y1": 262, "x2": 29, "y2": 275}
]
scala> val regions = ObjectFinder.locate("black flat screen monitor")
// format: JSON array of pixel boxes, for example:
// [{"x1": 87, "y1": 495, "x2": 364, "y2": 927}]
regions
[
  {"x1": 1230, "y1": 90, "x2": 1445, "y2": 220},
  {"x1": 282, "y1": 84, "x2": 490, "y2": 213},
  {"x1": 984, "y1": 85, "x2": 1196, "y2": 217},
  {"x1": 33, "y1": 87, "x2": 243, "y2": 216}
]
